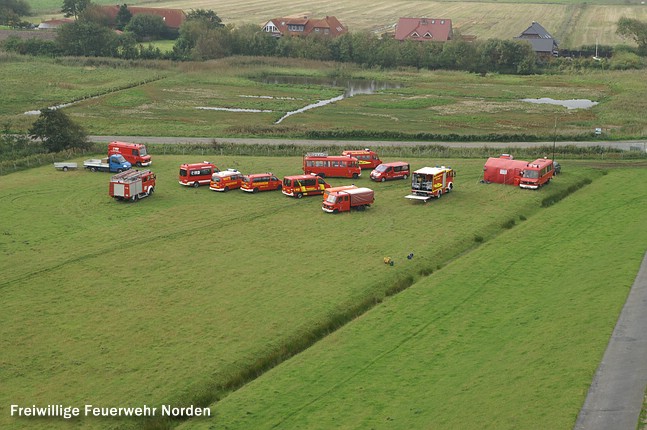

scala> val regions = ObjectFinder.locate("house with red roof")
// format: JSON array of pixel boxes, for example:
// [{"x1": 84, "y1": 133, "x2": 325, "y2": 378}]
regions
[
  {"x1": 99, "y1": 6, "x2": 186, "y2": 29},
  {"x1": 262, "y1": 16, "x2": 347, "y2": 38},
  {"x1": 395, "y1": 17, "x2": 453, "y2": 42}
]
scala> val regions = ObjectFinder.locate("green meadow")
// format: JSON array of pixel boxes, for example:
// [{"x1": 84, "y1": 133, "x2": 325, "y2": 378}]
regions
[
  {"x1": 0, "y1": 151, "x2": 616, "y2": 429},
  {"x1": 184, "y1": 166, "x2": 647, "y2": 430},
  {"x1": 2, "y1": 56, "x2": 647, "y2": 139}
]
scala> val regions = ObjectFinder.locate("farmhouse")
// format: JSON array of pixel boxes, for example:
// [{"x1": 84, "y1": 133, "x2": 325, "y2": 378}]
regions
[
  {"x1": 37, "y1": 18, "x2": 74, "y2": 29},
  {"x1": 514, "y1": 21, "x2": 559, "y2": 57},
  {"x1": 262, "y1": 16, "x2": 347, "y2": 38},
  {"x1": 99, "y1": 6, "x2": 186, "y2": 29},
  {"x1": 394, "y1": 17, "x2": 453, "y2": 42}
]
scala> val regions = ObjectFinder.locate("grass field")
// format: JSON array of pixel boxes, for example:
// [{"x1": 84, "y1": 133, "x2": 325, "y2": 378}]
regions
[
  {"x1": 182, "y1": 166, "x2": 647, "y2": 430},
  {"x1": 3, "y1": 56, "x2": 647, "y2": 140},
  {"x1": 26, "y1": 0, "x2": 647, "y2": 48},
  {"x1": 0, "y1": 152, "x2": 614, "y2": 429}
]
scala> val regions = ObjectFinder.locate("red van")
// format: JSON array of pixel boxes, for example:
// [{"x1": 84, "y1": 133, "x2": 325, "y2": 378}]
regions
[
  {"x1": 370, "y1": 161, "x2": 410, "y2": 182},
  {"x1": 241, "y1": 173, "x2": 282, "y2": 193},
  {"x1": 179, "y1": 162, "x2": 219, "y2": 187},
  {"x1": 282, "y1": 174, "x2": 330, "y2": 198},
  {"x1": 210, "y1": 169, "x2": 243, "y2": 192},
  {"x1": 342, "y1": 149, "x2": 382, "y2": 169}
]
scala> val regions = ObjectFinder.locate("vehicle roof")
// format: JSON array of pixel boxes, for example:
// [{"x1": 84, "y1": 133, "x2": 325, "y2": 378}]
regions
[
  {"x1": 110, "y1": 141, "x2": 143, "y2": 147},
  {"x1": 284, "y1": 174, "x2": 323, "y2": 179},
  {"x1": 213, "y1": 170, "x2": 241, "y2": 177},
  {"x1": 414, "y1": 166, "x2": 453, "y2": 175},
  {"x1": 181, "y1": 162, "x2": 216, "y2": 168},
  {"x1": 526, "y1": 158, "x2": 554, "y2": 168},
  {"x1": 377, "y1": 161, "x2": 409, "y2": 167},
  {"x1": 342, "y1": 149, "x2": 376, "y2": 154},
  {"x1": 304, "y1": 155, "x2": 358, "y2": 160},
  {"x1": 246, "y1": 172, "x2": 275, "y2": 178}
]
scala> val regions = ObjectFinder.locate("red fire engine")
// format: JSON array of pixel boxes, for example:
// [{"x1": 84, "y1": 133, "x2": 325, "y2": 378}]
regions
[
  {"x1": 341, "y1": 149, "x2": 382, "y2": 169},
  {"x1": 109, "y1": 170, "x2": 156, "y2": 202},
  {"x1": 179, "y1": 162, "x2": 219, "y2": 187},
  {"x1": 405, "y1": 166, "x2": 455, "y2": 202},
  {"x1": 303, "y1": 152, "x2": 361, "y2": 178},
  {"x1": 108, "y1": 141, "x2": 152, "y2": 167}
]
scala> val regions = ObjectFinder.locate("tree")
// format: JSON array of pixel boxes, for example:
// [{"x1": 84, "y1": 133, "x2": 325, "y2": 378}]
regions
[
  {"x1": 56, "y1": 20, "x2": 117, "y2": 56},
  {"x1": 124, "y1": 14, "x2": 167, "y2": 42},
  {"x1": 115, "y1": 4, "x2": 132, "y2": 31},
  {"x1": 0, "y1": 0, "x2": 31, "y2": 26},
  {"x1": 186, "y1": 9, "x2": 223, "y2": 28},
  {"x1": 61, "y1": 0, "x2": 90, "y2": 19},
  {"x1": 616, "y1": 17, "x2": 647, "y2": 55},
  {"x1": 29, "y1": 109, "x2": 90, "y2": 153}
]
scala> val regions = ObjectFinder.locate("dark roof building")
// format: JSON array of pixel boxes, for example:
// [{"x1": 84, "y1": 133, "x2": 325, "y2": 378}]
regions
[{"x1": 515, "y1": 22, "x2": 558, "y2": 56}]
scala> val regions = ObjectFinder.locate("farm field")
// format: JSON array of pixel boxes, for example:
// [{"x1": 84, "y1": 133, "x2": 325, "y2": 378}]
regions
[
  {"x1": 0, "y1": 152, "x2": 612, "y2": 430},
  {"x1": 27, "y1": 0, "x2": 647, "y2": 47},
  {"x1": 3, "y1": 56, "x2": 647, "y2": 140},
  {"x1": 182, "y1": 165, "x2": 647, "y2": 430}
]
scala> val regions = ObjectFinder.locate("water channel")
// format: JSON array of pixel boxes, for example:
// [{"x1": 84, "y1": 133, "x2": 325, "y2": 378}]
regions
[{"x1": 520, "y1": 98, "x2": 599, "y2": 109}]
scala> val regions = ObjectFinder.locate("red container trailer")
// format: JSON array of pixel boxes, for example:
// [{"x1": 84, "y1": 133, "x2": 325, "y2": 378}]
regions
[
  {"x1": 282, "y1": 174, "x2": 330, "y2": 198},
  {"x1": 341, "y1": 149, "x2": 382, "y2": 169},
  {"x1": 322, "y1": 187, "x2": 374, "y2": 213},
  {"x1": 483, "y1": 155, "x2": 554, "y2": 188},
  {"x1": 303, "y1": 152, "x2": 361, "y2": 179},
  {"x1": 109, "y1": 170, "x2": 156, "y2": 202},
  {"x1": 179, "y1": 162, "x2": 219, "y2": 187},
  {"x1": 108, "y1": 141, "x2": 152, "y2": 167}
]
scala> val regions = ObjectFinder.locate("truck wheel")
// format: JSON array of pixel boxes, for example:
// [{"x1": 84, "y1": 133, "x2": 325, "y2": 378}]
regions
[
  {"x1": 437, "y1": 191, "x2": 442, "y2": 199},
  {"x1": 117, "y1": 168, "x2": 123, "y2": 173},
  {"x1": 148, "y1": 186, "x2": 154, "y2": 196},
  {"x1": 223, "y1": 186, "x2": 229, "y2": 192},
  {"x1": 403, "y1": 174, "x2": 408, "y2": 180},
  {"x1": 333, "y1": 209, "x2": 339, "y2": 214},
  {"x1": 381, "y1": 177, "x2": 386, "y2": 182},
  {"x1": 91, "y1": 167, "x2": 97, "y2": 172},
  {"x1": 193, "y1": 182, "x2": 200, "y2": 188},
  {"x1": 296, "y1": 193, "x2": 303, "y2": 199},
  {"x1": 253, "y1": 188, "x2": 259, "y2": 193},
  {"x1": 352, "y1": 173, "x2": 359, "y2": 179},
  {"x1": 63, "y1": 166, "x2": 68, "y2": 172},
  {"x1": 136, "y1": 162, "x2": 142, "y2": 167},
  {"x1": 357, "y1": 205, "x2": 365, "y2": 211}
]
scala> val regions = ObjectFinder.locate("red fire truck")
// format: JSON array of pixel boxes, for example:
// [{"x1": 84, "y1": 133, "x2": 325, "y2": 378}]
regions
[
  {"x1": 341, "y1": 149, "x2": 382, "y2": 169},
  {"x1": 108, "y1": 141, "x2": 152, "y2": 167},
  {"x1": 303, "y1": 153, "x2": 361, "y2": 178},
  {"x1": 282, "y1": 174, "x2": 330, "y2": 198},
  {"x1": 519, "y1": 158, "x2": 555, "y2": 189},
  {"x1": 179, "y1": 162, "x2": 219, "y2": 187},
  {"x1": 322, "y1": 187, "x2": 375, "y2": 213},
  {"x1": 241, "y1": 173, "x2": 282, "y2": 193},
  {"x1": 405, "y1": 166, "x2": 455, "y2": 202},
  {"x1": 210, "y1": 169, "x2": 243, "y2": 192},
  {"x1": 109, "y1": 170, "x2": 156, "y2": 201}
]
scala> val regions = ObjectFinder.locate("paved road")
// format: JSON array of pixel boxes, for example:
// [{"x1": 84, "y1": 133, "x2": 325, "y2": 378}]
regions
[
  {"x1": 575, "y1": 252, "x2": 647, "y2": 430},
  {"x1": 89, "y1": 136, "x2": 647, "y2": 151}
]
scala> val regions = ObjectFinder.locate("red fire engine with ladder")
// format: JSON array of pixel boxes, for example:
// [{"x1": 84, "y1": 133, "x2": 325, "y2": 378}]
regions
[
  {"x1": 405, "y1": 166, "x2": 455, "y2": 202},
  {"x1": 109, "y1": 170, "x2": 156, "y2": 202}
]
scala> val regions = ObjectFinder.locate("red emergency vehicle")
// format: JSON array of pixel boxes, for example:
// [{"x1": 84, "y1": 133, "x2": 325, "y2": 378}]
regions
[
  {"x1": 341, "y1": 149, "x2": 382, "y2": 169},
  {"x1": 241, "y1": 173, "x2": 282, "y2": 193},
  {"x1": 210, "y1": 169, "x2": 243, "y2": 192},
  {"x1": 303, "y1": 153, "x2": 361, "y2": 179},
  {"x1": 405, "y1": 166, "x2": 455, "y2": 202},
  {"x1": 282, "y1": 174, "x2": 330, "y2": 198},
  {"x1": 519, "y1": 158, "x2": 555, "y2": 189},
  {"x1": 179, "y1": 162, "x2": 219, "y2": 187},
  {"x1": 322, "y1": 187, "x2": 375, "y2": 213},
  {"x1": 482, "y1": 155, "x2": 528, "y2": 186},
  {"x1": 109, "y1": 170, "x2": 156, "y2": 202},
  {"x1": 108, "y1": 141, "x2": 152, "y2": 167},
  {"x1": 370, "y1": 161, "x2": 410, "y2": 182}
]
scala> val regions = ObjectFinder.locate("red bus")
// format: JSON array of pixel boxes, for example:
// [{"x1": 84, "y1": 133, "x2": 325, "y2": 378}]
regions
[
  {"x1": 179, "y1": 162, "x2": 219, "y2": 187},
  {"x1": 282, "y1": 174, "x2": 330, "y2": 199},
  {"x1": 303, "y1": 153, "x2": 361, "y2": 179},
  {"x1": 341, "y1": 149, "x2": 381, "y2": 169},
  {"x1": 519, "y1": 158, "x2": 554, "y2": 189}
]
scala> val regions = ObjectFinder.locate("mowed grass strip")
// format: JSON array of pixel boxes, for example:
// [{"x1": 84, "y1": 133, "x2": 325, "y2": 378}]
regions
[
  {"x1": 193, "y1": 167, "x2": 647, "y2": 430},
  {"x1": 0, "y1": 155, "x2": 595, "y2": 429}
]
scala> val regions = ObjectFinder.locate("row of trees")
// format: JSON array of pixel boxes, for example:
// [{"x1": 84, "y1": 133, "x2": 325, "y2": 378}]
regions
[{"x1": 0, "y1": 0, "x2": 31, "y2": 27}]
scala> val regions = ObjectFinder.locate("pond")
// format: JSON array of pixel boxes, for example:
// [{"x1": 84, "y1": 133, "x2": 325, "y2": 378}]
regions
[{"x1": 520, "y1": 98, "x2": 599, "y2": 109}]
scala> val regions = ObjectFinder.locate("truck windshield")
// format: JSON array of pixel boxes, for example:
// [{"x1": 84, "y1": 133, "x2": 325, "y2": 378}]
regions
[
  {"x1": 325, "y1": 194, "x2": 337, "y2": 204},
  {"x1": 114, "y1": 155, "x2": 127, "y2": 163},
  {"x1": 139, "y1": 147, "x2": 147, "y2": 156},
  {"x1": 523, "y1": 170, "x2": 539, "y2": 179},
  {"x1": 374, "y1": 164, "x2": 388, "y2": 172},
  {"x1": 179, "y1": 169, "x2": 187, "y2": 177}
]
